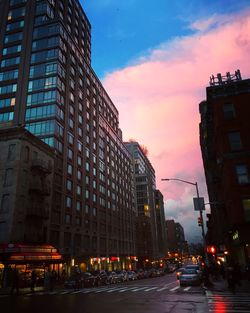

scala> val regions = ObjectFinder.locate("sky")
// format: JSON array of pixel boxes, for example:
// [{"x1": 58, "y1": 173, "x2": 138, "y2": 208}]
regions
[{"x1": 81, "y1": 0, "x2": 250, "y2": 243}]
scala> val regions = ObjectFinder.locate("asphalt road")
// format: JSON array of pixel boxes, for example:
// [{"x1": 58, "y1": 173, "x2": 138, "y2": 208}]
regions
[{"x1": 0, "y1": 272, "x2": 209, "y2": 313}]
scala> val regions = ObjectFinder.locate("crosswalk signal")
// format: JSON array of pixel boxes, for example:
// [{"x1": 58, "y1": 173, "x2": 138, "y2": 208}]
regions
[{"x1": 197, "y1": 217, "x2": 202, "y2": 227}]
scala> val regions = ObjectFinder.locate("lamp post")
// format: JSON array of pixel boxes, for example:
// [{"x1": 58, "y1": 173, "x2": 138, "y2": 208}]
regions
[{"x1": 161, "y1": 178, "x2": 207, "y2": 261}]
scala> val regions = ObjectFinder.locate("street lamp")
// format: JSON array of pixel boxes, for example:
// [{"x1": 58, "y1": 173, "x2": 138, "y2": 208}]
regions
[{"x1": 161, "y1": 178, "x2": 207, "y2": 260}]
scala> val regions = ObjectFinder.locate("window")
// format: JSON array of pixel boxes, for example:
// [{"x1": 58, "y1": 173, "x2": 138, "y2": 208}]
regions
[
  {"x1": 0, "y1": 69, "x2": 18, "y2": 81},
  {"x1": 28, "y1": 76, "x2": 57, "y2": 92},
  {"x1": 4, "y1": 32, "x2": 23, "y2": 44},
  {"x1": 32, "y1": 36, "x2": 60, "y2": 51},
  {"x1": 25, "y1": 104, "x2": 56, "y2": 121},
  {"x1": 223, "y1": 103, "x2": 235, "y2": 119},
  {"x1": 66, "y1": 196, "x2": 72, "y2": 208},
  {"x1": 27, "y1": 90, "x2": 56, "y2": 106},
  {"x1": 0, "y1": 112, "x2": 14, "y2": 122},
  {"x1": 4, "y1": 168, "x2": 13, "y2": 186},
  {"x1": 8, "y1": 144, "x2": 16, "y2": 161},
  {"x1": 66, "y1": 179, "x2": 72, "y2": 191},
  {"x1": 67, "y1": 164, "x2": 73, "y2": 175},
  {"x1": 0, "y1": 57, "x2": 20, "y2": 68},
  {"x1": 236, "y1": 165, "x2": 249, "y2": 184},
  {"x1": 0, "y1": 98, "x2": 15, "y2": 108},
  {"x1": 29, "y1": 62, "x2": 65, "y2": 78},
  {"x1": 25, "y1": 120, "x2": 55, "y2": 136},
  {"x1": 242, "y1": 199, "x2": 250, "y2": 221},
  {"x1": 228, "y1": 131, "x2": 242, "y2": 151},
  {"x1": 6, "y1": 20, "x2": 24, "y2": 31},
  {"x1": 3, "y1": 45, "x2": 22, "y2": 55},
  {"x1": 0, "y1": 84, "x2": 17, "y2": 95},
  {"x1": 8, "y1": 7, "x2": 26, "y2": 20},
  {"x1": 65, "y1": 214, "x2": 71, "y2": 224},
  {"x1": 76, "y1": 201, "x2": 81, "y2": 212},
  {"x1": 10, "y1": 0, "x2": 27, "y2": 6}
]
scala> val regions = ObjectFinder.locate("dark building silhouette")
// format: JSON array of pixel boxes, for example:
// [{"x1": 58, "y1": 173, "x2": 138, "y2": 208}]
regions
[
  {"x1": 0, "y1": 0, "x2": 136, "y2": 271},
  {"x1": 166, "y1": 219, "x2": 186, "y2": 257},
  {"x1": 200, "y1": 70, "x2": 250, "y2": 268}
]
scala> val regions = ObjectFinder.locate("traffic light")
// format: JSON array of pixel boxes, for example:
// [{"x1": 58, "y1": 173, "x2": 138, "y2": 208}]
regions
[
  {"x1": 197, "y1": 217, "x2": 203, "y2": 226},
  {"x1": 207, "y1": 246, "x2": 216, "y2": 254}
]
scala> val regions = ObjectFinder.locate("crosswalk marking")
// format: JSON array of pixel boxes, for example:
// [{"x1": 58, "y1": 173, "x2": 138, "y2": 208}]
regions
[
  {"x1": 184, "y1": 287, "x2": 191, "y2": 291},
  {"x1": 144, "y1": 287, "x2": 158, "y2": 292},
  {"x1": 22, "y1": 284, "x2": 202, "y2": 297},
  {"x1": 170, "y1": 286, "x2": 180, "y2": 292},
  {"x1": 131, "y1": 287, "x2": 148, "y2": 292},
  {"x1": 206, "y1": 290, "x2": 250, "y2": 313},
  {"x1": 156, "y1": 287, "x2": 168, "y2": 291}
]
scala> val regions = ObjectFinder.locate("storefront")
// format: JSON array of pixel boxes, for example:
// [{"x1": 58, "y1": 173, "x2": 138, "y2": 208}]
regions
[{"x1": 0, "y1": 243, "x2": 62, "y2": 288}]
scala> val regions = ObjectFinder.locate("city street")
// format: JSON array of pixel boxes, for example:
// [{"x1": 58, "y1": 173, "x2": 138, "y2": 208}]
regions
[
  {"x1": 0, "y1": 272, "x2": 209, "y2": 313},
  {"x1": 1, "y1": 271, "x2": 250, "y2": 312}
]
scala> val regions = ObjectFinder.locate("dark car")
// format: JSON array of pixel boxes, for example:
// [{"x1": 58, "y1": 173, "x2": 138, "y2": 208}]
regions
[
  {"x1": 81, "y1": 272, "x2": 97, "y2": 288},
  {"x1": 91, "y1": 270, "x2": 109, "y2": 286},
  {"x1": 64, "y1": 271, "x2": 96, "y2": 289}
]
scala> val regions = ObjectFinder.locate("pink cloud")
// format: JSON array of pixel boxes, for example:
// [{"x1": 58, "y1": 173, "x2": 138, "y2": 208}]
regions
[{"x1": 102, "y1": 9, "x2": 250, "y2": 242}]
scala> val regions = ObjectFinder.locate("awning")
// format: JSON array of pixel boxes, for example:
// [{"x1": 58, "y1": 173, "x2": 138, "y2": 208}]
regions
[{"x1": 0, "y1": 243, "x2": 62, "y2": 264}]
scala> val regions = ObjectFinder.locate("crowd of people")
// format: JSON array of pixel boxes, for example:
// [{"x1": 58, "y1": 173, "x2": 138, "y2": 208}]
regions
[{"x1": 201, "y1": 259, "x2": 250, "y2": 293}]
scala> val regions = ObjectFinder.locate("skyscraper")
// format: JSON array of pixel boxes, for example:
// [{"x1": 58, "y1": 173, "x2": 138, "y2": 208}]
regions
[
  {"x1": 0, "y1": 0, "x2": 136, "y2": 271},
  {"x1": 124, "y1": 141, "x2": 159, "y2": 266}
]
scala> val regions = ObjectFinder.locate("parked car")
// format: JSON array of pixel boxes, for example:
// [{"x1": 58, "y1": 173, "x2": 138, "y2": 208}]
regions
[
  {"x1": 136, "y1": 269, "x2": 145, "y2": 279},
  {"x1": 81, "y1": 272, "x2": 97, "y2": 287},
  {"x1": 179, "y1": 268, "x2": 201, "y2": 286},
  {"x1": 127, "y1": 270, "x2": 137, "y2": 280},
  {"x1": 64, "y1": 272, "x2": 96, "y2": 289},
  {"x1": 91, "y1": 270, "x2": 109, "y2": 286}
]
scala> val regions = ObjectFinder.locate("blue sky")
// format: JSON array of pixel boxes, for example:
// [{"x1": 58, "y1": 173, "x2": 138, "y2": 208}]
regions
[
  {"x1": 82, "y1": 0, "x2": 250, "y2": 78},
  {"x1": 80, "y1": 0, "x2": 250, "y2": 243}
]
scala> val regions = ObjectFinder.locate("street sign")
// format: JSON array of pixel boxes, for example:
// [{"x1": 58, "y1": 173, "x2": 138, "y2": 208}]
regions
[{"x1": 193, "y1": 197, "x2": 205, "y2": 211}]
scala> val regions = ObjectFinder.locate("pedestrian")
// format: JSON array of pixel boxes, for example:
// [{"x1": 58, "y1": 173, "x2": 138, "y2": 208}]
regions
[
  {"x1": 202, "y1": 263, "x2": 213, "y2": 288},
  {"x1": 44, "y1": 268, "x2": 51, "y2": 292},
  {"x1": 50, "y1": 269, "x2": 57, "y2": 291},
  {"x1": 30, "y1": 270, "x2": 37, "y2": 292},
  {"x1": 10, "y1": 268, "x2": 20, "y2": 296},
  {"x1": 226, "y1": 262, "x2": 240, "y2": 293}
]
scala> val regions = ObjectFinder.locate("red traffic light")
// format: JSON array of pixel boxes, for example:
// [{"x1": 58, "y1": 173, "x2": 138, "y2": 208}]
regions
[
  {"x1": 197, "y1": 217, "x2": 203, "y2": 226},
  {"x1": 207, "y1": 245, "x2": 216, "y2": 254}
]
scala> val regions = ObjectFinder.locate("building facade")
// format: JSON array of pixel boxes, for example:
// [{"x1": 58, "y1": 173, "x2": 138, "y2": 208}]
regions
[
  {"x1": 124, "y1": 141, "x2": 159, "y2": 266},
  {"x1": 0, "y1": 0, "x2": 136, "y2": 271},
  {"x1": 166, "y1": 219, "x2": 186, "y2": 257},
  {"x1": 154, "y1": 189, "x2": 168, "y2": 258},
  {"x1": 199, "y1": 71, "x2": 250, "y2": 268}
]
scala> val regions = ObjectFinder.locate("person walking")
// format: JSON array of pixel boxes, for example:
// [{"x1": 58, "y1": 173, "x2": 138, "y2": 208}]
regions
[
  {"x1": 30, "y1": 270, "x2": 37, "y2": 292},
  {"x1": 10, "y1": 268, "x2": 20, "y2": 296}
]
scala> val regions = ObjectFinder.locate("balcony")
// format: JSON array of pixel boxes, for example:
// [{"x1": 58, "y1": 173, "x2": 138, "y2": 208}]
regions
[{"x1": 31, "y1": 158, "x2": 52, "y2": 174}]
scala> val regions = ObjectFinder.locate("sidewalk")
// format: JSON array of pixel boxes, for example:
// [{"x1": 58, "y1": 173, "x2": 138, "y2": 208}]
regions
[
  {"x1": 0, "y1": 284, "x2": 64, "y2": 296},
  {"x1": 207, "y1": 277, "x2": 250, "y2": 293}
]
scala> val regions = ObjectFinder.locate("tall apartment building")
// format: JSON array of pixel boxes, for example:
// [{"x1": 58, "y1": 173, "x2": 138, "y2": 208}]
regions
[
  {"x1": 124, "y1": 141, "x2": 159, "y2": 266},
  {"x1": 0, "y1": 0, "x2": 136, "y2": 271},
  {"x1": 200, "y1": 71, "x2": 250, "y2": 268},
  {"x1": 154, "y1": 189, "x2": 168, "y2": 258}
]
